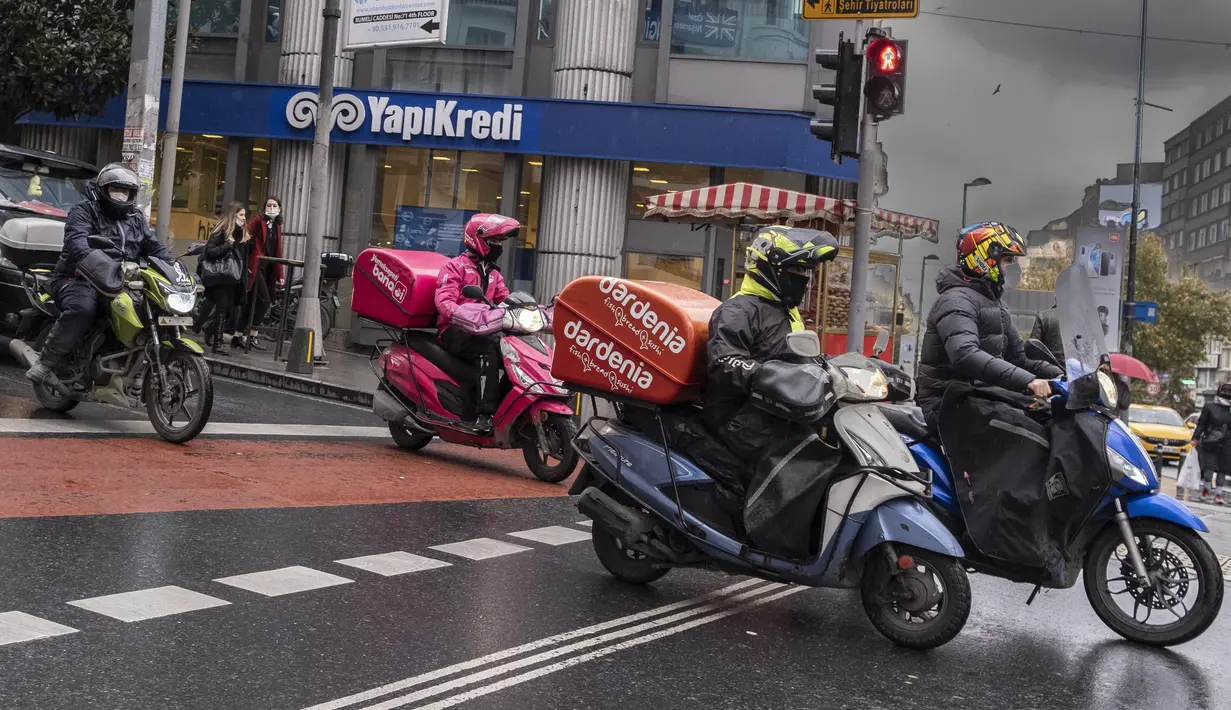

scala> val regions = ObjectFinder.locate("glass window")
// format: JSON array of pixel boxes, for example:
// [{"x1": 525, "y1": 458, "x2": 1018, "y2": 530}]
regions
[
  {"x1": 265, "y1": 0, "x2": 281, "y2": 42},
  {"x1": 1207, "y1": 127, "x2": 1215, "y2": 143},
  {"x1": 1201, "y1": 194, "x2": 1209, "y2": 212},
  {"x1": 1193, "y1": 198, "x2": 1200, "y2": 216},
  {"x1": 247, "y1": 138, "x2": 272, "y2": 213},
  {"x1": 723, "y1": 167, "x2": 804, "y2": 190},
  {"x1": 443, "y1": 0, "x2": 518, "y2": 46},
  {"x1": 186, "y1": 0, "x2": 241, "y2": 36},
  {"x1": 1224, "y1": 183, "x2": 1230, "y2": 203},
  {"x1": 1220, "y1": 117, "x2": 1227, "y2": 136},
  {"x1": 1194, "y1": 166, "x2": 1201, "y2": 183},
  {"x1": 387, "y1": 48, "x2": 514, "y2": 95},
  {"x1": 630, "y1": 162, "x2": 710, "y2": 215},
  {"x1": 670, "y1": 0, "x2": 809, "y2": 62},
  {"x1": 626, "y1": 253, "x2": 705, "y2": 289},
  {"x1": 1217, "y1": 152, "x2": 1224, "y2": 172},
  {"x1": 643, "y1": 0, "x2": 663, "y2": 42},
  {"x1": 1214, "y1": 188, "x2": 1221, "y2": 209},
  {"x1": 149, "y1": 134, "x2": 228, "y2": 245},
  {"x1": 537, "y1": 0, "x2": 554, "y2": 41},
  {"x1": 510, "y1": 155, "x2": 544, "y2": 287}
]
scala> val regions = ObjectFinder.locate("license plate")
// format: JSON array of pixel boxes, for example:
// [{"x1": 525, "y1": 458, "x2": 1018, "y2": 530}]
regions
[
  {"x1": 158, "y1": 316, "x2": 193, "y2": 327},
  {"x1": 1159, "y1": 446, "x2": 1179, "y2": 455}
]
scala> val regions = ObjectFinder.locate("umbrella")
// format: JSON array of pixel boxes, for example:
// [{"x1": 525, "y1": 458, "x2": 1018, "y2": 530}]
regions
[{"x1": 1109, "y1": 353, "x2": 1158, "y2": 382}]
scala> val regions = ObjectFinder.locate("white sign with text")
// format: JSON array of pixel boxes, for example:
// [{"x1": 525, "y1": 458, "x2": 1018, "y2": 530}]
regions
[{"x1": 344, "y1": 0, "x2": 447, "y2": 50}]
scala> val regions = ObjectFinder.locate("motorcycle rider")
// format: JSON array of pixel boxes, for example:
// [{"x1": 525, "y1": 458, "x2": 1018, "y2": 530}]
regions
[
  {"x1": 25, "y1": 164, "x2": 174, "y2": 387},
  {"x1": 915, "y1": 222, "x2": 1062, "y2": 422},
  {"x1": 433, "y1": 213, "x2": 517, "y2": 432}
]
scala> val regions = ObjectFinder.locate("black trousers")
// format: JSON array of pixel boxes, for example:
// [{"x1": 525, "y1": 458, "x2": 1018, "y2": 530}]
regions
[
  {"x1": 205, "y1": 284, "x2": 241, "y2": 345},
  {"x1": 239, "y1": 275, "x2": 271, "y2": 333},
  {"x1": 39, "y1": 278, "x2": 105, "y2": 368},
  {"x1": 440, "y1": 327, "x2": 503, "y2": 415}
]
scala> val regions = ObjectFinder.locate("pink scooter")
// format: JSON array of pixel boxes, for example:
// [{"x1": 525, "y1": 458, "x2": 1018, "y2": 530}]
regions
[{"x1": 371, "y1": 286, "x2": 579, "y2": 483}]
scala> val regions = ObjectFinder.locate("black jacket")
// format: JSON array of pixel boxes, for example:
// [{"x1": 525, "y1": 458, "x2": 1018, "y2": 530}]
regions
[
  {"x1": 1030, "y1": 306, "x2": 1064, "y2": 363},
  {"x1": 916, "y1": 265, "x2": 1062, "y2": 414},
  {"x1": 203, "y1": 224, "x2": 250, "y2": 287},
  {"x1": 55, "y1": 188, "x2": 173, "y2": 278},
  {"x1": 704, "y1": 293, "x2": 796, "y2": 431}
]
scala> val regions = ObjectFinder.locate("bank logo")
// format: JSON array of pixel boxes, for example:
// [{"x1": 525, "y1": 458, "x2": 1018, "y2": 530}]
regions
[{"x1": 286, "y1": 91, "x2": 368, "y2": 132}]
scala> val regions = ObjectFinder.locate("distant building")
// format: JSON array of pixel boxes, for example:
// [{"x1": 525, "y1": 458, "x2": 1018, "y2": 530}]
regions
[{"x1": 1161, "y1": 94, "x2": 1231, "y2": 288}]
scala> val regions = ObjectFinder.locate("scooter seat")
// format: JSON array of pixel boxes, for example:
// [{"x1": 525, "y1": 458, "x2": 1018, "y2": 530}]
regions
[
  {"x1": 876, "y1": 403, "x2": 931, "y2": 442},
  {"x1": 405, "y1": 330, "x2": 478, "y2": 385}
]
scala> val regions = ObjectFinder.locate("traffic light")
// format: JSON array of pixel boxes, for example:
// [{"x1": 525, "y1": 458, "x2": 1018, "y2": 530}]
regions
[
  {"x1": 811, "y1": 32, "x2": 862, "y2": 161},
  {"x1": 863, "y1": 31, "x2": 907, "y2": 120}
]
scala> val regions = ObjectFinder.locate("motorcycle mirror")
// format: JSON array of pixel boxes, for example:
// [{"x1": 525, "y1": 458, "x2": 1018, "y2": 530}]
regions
[
  {"x1": 872, "y1": 329, "x2": 889, "y2": 357},
  {"x1": 787, "y1": 331, "x2": 822, "y2": 359},
  {"x1": 461, "y1": 285, "x2": 486, "y2": 301},
  {"x1": 1025, "y1": 338, "x2": 1060, "y2": 367}
]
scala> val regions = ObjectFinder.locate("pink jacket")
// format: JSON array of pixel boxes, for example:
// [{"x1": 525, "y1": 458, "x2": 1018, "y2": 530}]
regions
[{"x1": 434, "y1": 253, "x2": 510, "y2": 334}]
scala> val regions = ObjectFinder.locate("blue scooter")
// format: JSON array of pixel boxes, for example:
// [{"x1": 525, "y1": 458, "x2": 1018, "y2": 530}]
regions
[
  {"x1": 880, "y1": 265, "x2": 1222, "y2": 646},
  {"x1": 570, "y1": 329, "x2": 973, "y2": 650}
]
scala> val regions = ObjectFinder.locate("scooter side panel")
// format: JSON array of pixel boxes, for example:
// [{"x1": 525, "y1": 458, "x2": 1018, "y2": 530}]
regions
[
  {"x1": 1125, "y1": 491, "x2": 1209, "y2": 533},
  {"x1": 907, "y1": 440, "x2": 961, "y2": 520},
  {"x1": 386, "y1": 344, "x2": 462, "y2": 422},
  {"x1": 852, "y1": 497, "x2": 966, "y2": 560}
]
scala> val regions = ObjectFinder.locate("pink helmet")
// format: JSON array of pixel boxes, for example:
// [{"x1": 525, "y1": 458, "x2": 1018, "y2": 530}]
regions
[{"x1": 463, "y1": 213, "x2": 520, "y2": 258}]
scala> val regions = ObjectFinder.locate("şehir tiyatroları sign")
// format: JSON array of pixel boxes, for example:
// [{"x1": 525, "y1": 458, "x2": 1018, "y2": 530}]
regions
[{"x1": 801, "y1": 0, "x2": 919, "y2": 21}]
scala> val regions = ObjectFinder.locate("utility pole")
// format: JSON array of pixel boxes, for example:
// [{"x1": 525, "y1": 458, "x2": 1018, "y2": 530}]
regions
[
  {"x1": 287, "y1": 0, "x2": 341, "y2": 372},
  {"x1": 156, "y1": 0, "x2": 192, "y2": 242},
  {"x1": 121, "y1": 0, "x2": 168, "y2": 219},
  {"x1": 848, "y1": 113, "x2": 877, "y2": 354},
  {"x1": 1122, "y1": 0, "x2": 1148, "y2": 357}
]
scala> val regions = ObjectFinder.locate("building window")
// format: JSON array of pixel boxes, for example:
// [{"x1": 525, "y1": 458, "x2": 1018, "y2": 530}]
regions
[
  {"x1": 264, "y1": 0, "x2": 281, "y2": 42},
  {"x1": 1193, "y1": 198, "x2": 1200, "y2": 216},
  {"x1": 1214, "y1": 188, "x2": 1222, "y2": 209},
  {"x1": 186, "y1": 0, "x2": 242, "y2": 36},
  {"x1": 1218, "y1": 152, "x2": 1224, "y2": 172},
  {"x1": 387, "y1": 48, "x2": 515, "y2": 94},
  {"x1": 1197, "y1": 132, "x2": 1204, "y2": 149},
  {"x1": 1189, "y1": 231, "x2": 1196, "y2": 250},
  {"x1": 1201, "y1": 194, "x2": 1209, "y2": 212},
  {"x1": 446, "y1": 0, "x2": 518, "y2": 46},
  {"x1": 1194, "y1": 166, "x2": 1201, "y2": 183},
  {"x1": 670, "y1": 0, "x2": 810, "y2": 62},
  {"x1": 1200, "y1": 227, "x2": 1208, "y2": 246},
  {"x1": 630, "y1": 162, "x2": 711, "y2": 215},
  {"x1": 511, "y1": 155, "x2": 543, "y2": 286},
  {"x1": 626, "y1": 253, "x2": 705, "y2": 289},
  {"x1": 1224, "y1": 183, "x2": 1231, "y2": 204},
  {"x1": 1221, "y1": 117, "x2": 1227, "y2": 136},
  {"x1": 1207, "y1": 126, "x2": 1215, "y2": 144}
]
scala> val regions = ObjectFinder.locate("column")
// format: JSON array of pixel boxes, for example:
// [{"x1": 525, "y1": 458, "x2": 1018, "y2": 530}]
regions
[
  {"x1": 533, "y1": 0, "x2": 639, "y2": 303},
  {"x1": 267, "y1": 0, "x2": 354, "y2": 262}
]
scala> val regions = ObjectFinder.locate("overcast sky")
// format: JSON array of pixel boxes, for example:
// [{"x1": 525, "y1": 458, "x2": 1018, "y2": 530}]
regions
[{"x1": 870, "y1": 0, "x2": 1231, "y2": 310}]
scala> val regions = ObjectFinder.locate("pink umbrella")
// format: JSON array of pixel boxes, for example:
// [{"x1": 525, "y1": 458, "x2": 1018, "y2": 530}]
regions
[{"x1": 1109, "y1": 353, "x2": 1158, "y2": 383}]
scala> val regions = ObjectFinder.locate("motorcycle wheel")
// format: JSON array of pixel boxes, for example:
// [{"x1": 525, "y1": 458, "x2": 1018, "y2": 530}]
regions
[
  {"x1": 144, "y1": 349, "x2": 214, "y2": 444},
  {"x1": 860, "y1": 544, "x2": 972, "y2": 650},
  {"x1": 1084, "y1": 518, "x2": 1224, "y2": 647},
  {"x1": 389, "y1": 422, "x2": 433, "y2": 451},
  {"x1": 592, "y1": 525, "x2": 671, "y2": 584},
  {"x1": 522, "y1": 413, "x2": 579, "y2": 483},
  {"x1": 31, "y1": 323, "x2": 77, "y2": 413}
]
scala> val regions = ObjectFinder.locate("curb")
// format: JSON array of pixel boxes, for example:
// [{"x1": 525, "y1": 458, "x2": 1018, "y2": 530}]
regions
[{"x1": 204, "y1": 357, "x2": 373, "y2": 407}]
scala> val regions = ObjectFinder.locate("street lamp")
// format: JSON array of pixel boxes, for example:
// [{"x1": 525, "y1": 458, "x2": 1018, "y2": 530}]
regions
[
  {"x1": 961, "y1": 177, "x2": 992, "y2": 227},
  {"x1": 914, "y1": 254, "x2": 941, "y2": 352}
]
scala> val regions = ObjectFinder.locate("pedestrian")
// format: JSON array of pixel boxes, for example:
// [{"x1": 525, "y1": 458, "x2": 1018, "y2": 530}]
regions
[
  {"x1": 200, "y1": 201, "x2": 249, "y2": 355},
  {"x1": 1192, "y1": 381, "x2": 1231, "y2": 505},
  {"x1": 237, "y1": 196, "x2": 284, "y2": 351},
  {"x1": 1029, "y1": 302, "x2": 1064, "y2": 364}
]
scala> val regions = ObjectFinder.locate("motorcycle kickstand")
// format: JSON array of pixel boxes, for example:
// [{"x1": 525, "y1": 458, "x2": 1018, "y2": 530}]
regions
[{"x1": 1026, "y1": 584, "x2": 1042, "y2": 605}]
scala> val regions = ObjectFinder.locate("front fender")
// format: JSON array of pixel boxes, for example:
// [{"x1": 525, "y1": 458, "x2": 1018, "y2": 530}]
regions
[
  {"x1": 1125, "y1": 491, "x2": 1209, "y2": 533},
  {"x1": 853, "y1": 497, "x2": 965, "y2": 560},
  {"x1": 529, "y1": 398, "x2": 574, "y2": 418},
  {"x1": 162, "y1": 338, "x2": 205, "y2": 355}
]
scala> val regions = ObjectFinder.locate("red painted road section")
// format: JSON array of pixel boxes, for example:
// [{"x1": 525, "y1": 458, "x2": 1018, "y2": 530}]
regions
[{"x1": 0, "y1": 437, "x2": 570, "y2": 518}]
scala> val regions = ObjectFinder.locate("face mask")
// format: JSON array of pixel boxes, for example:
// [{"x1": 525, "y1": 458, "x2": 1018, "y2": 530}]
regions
[
  {"x1": 107, "y1": 188, "x2": 131, "y2": 203},
  {"x1": 485, "y1": 244, "x2": 504, "y2": 263},
  {"x1": 266, "y1": 209, "x2": 280, "y2": 219},
  {"x1": 780, "y1": 271, "x2": 811, "y2": 308},
  {"x1": 236, "y1": 215, "x2": 245, "y2": 226}
]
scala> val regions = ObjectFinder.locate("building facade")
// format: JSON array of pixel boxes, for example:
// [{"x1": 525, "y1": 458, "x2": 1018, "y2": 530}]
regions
[
  {"x1": 1161, "y1": 94, "x2": 1231, "y2": 288},
  {"x1": 19, "y1": 0, "x2": 866, "y2": 343}
]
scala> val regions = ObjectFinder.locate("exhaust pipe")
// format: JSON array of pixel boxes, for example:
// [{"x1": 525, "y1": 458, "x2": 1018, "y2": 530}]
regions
[
  {"x1": 3, "y1": 337, "x2": 37, "y2": 369},
  {"x1": 577, "y1": 487, "x2": 668, "y2": 554},
  {"x1": 372, "y1": 389, "x2": 434, "y2": 434}
]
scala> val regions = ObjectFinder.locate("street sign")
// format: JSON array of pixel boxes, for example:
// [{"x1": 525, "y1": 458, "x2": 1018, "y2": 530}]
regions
[
  {"x1": 802, "y1": 0, "x2": 919, "y2": 21},
  {"x1": 1123, "y1": 301, "x2": 1159, "y2": 324},
  {"x1": 1147, "y1": 382, "x2": 1161, "y2": 397},
  {"x1": 343, "y1": 0, "x2": 447, "y2": 50}
]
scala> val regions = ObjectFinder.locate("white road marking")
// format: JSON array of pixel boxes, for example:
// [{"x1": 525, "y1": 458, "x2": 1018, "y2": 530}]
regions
[
  {"x1": 214, "y1": 566, "x2": 354, "y2": 597},
  {"x1": 359, "y1": 583, "x2": 792, "y2": 710},
  {"x1": 506, "y1": 525, "x2": 591, "y2": 546},
  {"x1": 335, "y1": 551, "x2": 453, "y2": 577},
  {"x1": 67, "y1": 586, "x2": 230, "y2": 622},
  {"x1": 301, "y1": 579, "x2": 767, "y2": 710},
  {"x1": 412, "y1": 587, "x2": 808, "y2": 710},
  {"x1": 0, "y1": 611, "x2": 78, "y2": 646},
  {"x1": 428, "y1": 538, "x2": 532, "y2": 561},
  {"x1": 0, "y1": 419, "x2": 388, "y2": 438},
  {"x1": 574, "y1": 520, "x2": 594, "y2": 527}
]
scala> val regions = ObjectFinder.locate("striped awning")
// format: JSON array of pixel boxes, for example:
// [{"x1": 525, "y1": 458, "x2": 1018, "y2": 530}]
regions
[
  {"x1": 644, "y1": 183, "x2": 844, "y2": 224},
  {"x1": 868, "y1": 209, "x2": 939, "y2": 243}
]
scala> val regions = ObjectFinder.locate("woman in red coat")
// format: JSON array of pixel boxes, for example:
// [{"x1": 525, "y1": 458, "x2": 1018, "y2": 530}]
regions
[{"x1": 239, "y1": 197, "x2": 284, "y2": 350}]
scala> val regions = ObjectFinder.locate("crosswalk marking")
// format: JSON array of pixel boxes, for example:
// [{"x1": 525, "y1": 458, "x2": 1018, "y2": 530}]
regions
[
  {"x1": 429, "y1": 538, "x2": 532, "y2": 561},
  {"x1": 67, "y1": 586, "x2": 231, "y2": 622},
  {"x1": 214, "y1": 566, "x2": 354, "y2": 597},
  {"x1": 0, "y1": 611, "x2": 78, "y2": 646},
  {"x1": 507, "y1": 526, "x2": 592, "y2": 546},
  {"x1": 335, "y1": 552, "x2": 453, "y2": 577}
]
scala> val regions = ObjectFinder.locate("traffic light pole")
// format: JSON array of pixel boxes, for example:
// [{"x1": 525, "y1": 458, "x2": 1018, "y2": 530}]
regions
[{"x1": 846, "y1": 113, "x2": 878, "y2": 354}]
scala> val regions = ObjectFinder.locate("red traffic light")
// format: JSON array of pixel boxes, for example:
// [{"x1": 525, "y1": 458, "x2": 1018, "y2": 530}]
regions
[{"x1": 868, "y1": 38, "x2": 904, "y2": 76}]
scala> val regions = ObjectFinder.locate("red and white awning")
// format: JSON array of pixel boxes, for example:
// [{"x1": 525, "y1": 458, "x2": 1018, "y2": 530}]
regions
[
  {"x1": 644, "y1": 182, "x2": 844, "y2": 224},
  {"x1": 868, "y1": 209, "x2": 939, "y2": 243}
]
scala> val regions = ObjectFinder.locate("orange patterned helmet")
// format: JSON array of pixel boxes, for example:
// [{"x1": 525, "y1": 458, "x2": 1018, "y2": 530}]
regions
[{"x1": 956, "y1": 222, "x2": 1026, "y2": 285}]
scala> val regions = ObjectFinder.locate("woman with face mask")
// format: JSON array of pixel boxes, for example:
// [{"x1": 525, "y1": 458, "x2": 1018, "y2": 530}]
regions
[
  {"x1": 238, "y1": 197, "x2": 284, "y2": 350},
  {"x1": 200, "y1": 201, "x2": 250, "y2": 355}
]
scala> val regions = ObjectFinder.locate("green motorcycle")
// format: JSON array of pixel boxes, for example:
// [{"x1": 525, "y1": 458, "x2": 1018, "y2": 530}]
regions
[{"x1": 7, "y1": 241, "x2": 214, "y2": 443}]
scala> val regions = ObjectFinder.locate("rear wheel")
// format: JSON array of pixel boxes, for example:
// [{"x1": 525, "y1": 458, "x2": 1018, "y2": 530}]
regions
[
  {"x1": 389, "y1": 422, "x2": 433, "y2": 451},
  {"x1": 592, "y1": 525, "x2": 671, "y2": 584},
  {"x1": 861, "y1": 545, "x2": 971, "y2": 650},
  {"x1": 145, "y1": 349, "x2": 214, "y2": 444},
  {"x1": 522, "y1": 413, "x2": 579, "y2": 483}
]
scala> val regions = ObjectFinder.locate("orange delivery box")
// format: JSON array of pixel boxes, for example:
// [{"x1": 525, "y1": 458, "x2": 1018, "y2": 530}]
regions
[{"x1": 551, "y1": 276, "x2": 720, "y2": 404}]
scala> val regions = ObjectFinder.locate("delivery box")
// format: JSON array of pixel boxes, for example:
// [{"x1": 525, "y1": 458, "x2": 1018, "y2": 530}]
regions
[
  {"x1": 551, "y1": 276, "x2": 719, "y2": 404},
  {"x1": 352, "y1": 248, "x2": 450, "y2": 329}
]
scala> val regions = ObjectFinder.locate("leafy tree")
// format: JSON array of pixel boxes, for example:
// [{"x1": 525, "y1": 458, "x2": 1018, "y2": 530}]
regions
[
  {"x1": 1017, "y1": 253, "x2": 1073, "y2": 292},
  {"x1": 0, "y1": 0, "x2": 138, "y2": 143}
]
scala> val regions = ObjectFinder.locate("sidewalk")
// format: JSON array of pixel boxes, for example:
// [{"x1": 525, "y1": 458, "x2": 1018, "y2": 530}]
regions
[{"x1": 204, "y1": 344, "x2": 378, "y2": 406}]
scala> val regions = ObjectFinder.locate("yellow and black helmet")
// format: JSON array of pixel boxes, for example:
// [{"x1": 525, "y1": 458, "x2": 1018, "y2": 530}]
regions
[
  {"x1": 745, "y1": 226, "x2": 838, "y2": 306},
  {"x1": 956, "y1": 221, "x2": 1027, "y2": 285}
]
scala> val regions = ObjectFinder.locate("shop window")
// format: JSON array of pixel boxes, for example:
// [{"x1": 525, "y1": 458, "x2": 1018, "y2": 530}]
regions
[
  {"x1": 670, "y1": 0, "x2": 809, "y2": 62},
  {"x1": 247, "y1": 139, "x2": 273, "y2": 212},
  {"x1": 630, "y1": 162, "x2": 710, "y2": 216},
  {"x1": 371, "y1": 147, "x2": 504, "y2": 254},
  {"x1": 723, "y1": 167, "x2": 804, "y2": 190},
  {"x1": 387, "y1": 47, "x2": 514, "y2": 95},
  {"x1": 149, "y1": 134, "x2": 228, "y2": 243},
  {"x1": 265, "y1": 0, "x2": 281, "y2": 42},
  {"x1": 181, "y1": 0, "x2": 242, "y2": 36},
  {"x1": 447, "y1": 0, "x2": 518, "y2": 47},
  {"x1": 510, "y1": 155, "x2": 544, "y2": 286},
  {"x1": 536, "y1": 0, "x2": 554, "y2": 40},
  {"x1": 626, "y1": 253, "x2": 704, "y2": 289}
]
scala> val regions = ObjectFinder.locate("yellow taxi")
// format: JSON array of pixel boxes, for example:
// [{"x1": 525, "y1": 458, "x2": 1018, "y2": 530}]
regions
[{"x1": 1125, "y1": 404, "x2": 1194, "y2": 464}]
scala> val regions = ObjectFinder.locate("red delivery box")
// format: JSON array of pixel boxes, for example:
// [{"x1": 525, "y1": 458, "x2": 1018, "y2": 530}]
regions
[
  {"x1": 352, "y1": 248, "x2": 449, "y2": 329},
  {"x1": 551, "y1": 276, "x2": 719, "y2": 404}
]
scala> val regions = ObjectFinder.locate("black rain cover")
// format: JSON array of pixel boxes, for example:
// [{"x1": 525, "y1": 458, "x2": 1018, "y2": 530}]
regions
[
  {"x1": 743, "y1": 427, "x2": 842, "y2": 559},
  {"x1": 621, "y1": 405, "x2": 749, "y2": 509},
  {"x1": 938, "y1": 383, "x2": 1111, "y2": 575}
]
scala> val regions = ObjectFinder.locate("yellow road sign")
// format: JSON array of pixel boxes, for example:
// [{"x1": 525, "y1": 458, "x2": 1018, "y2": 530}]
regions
[{"x1": 801, "y1": 0, "x2": 919, "y2": 21}]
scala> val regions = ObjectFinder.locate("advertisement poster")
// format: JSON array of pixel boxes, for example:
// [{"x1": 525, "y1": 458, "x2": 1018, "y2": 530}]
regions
[
  {"x1": 1096, "y1": 183, "x2": 1162, "y2": 231},
  {"x1": 1074, "y1": 226, "x2": 1124, "y2": 352},
  {"x1": 394, "y1": 206, "x2": 478, "y2": 256},
  {"x1": 344, "y1": 0, "x2": 446, "y2": 49}
]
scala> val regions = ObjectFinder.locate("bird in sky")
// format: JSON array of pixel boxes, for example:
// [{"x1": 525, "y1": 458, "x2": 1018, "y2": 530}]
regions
[{"x1": 993, "y1": 84, "x2": 1002, "y2": 95}]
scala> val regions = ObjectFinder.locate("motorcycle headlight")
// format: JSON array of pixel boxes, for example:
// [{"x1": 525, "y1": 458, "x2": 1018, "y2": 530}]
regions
[
  {"x1": 500, "y1": 339, "x2": 520, "y2": 363},
  {"x1": 1097, "y1": 370, "x2": 1118, "y2": 410},
  {"x1": 513, "y1": 308, "x2": 545, "y2": 333},
  {"x1": 509, "y1": 363, "x2": 536, "y2": 388},
  {"x1": 839, "y1": 366, "x2": 889, "y2": 401},
  {"x1": 165, "y1": 291, "x2": 196, "y2": 315},
  {"x1": 1108, "y1": 445, "x2": 1152, "y2": 488}
]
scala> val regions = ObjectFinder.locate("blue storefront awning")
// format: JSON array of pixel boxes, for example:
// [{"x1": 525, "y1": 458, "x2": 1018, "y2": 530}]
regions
[{"x1": 21, "y1": 80, "x2": 857, "y2": 181}]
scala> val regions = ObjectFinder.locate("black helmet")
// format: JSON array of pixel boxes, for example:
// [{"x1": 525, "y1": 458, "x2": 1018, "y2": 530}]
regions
[
  {"x1": 95, "y1": 163, "x2": 141, "y2": 220},
  {"x1": 744, "y1": 226, "x2": 839, "y2": 308}
]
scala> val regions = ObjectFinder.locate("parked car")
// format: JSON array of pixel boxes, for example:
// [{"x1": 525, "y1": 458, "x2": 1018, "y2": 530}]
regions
[
  {"x1": 1125, "y1": 404, "x2": 1194, "y2": 465},
  {"x1": 1186, "y1": 412, "x2": 1199, "y2": 429},
  {"x1": 0, "y1": 144, "x2": 95, "y2": 331}
]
